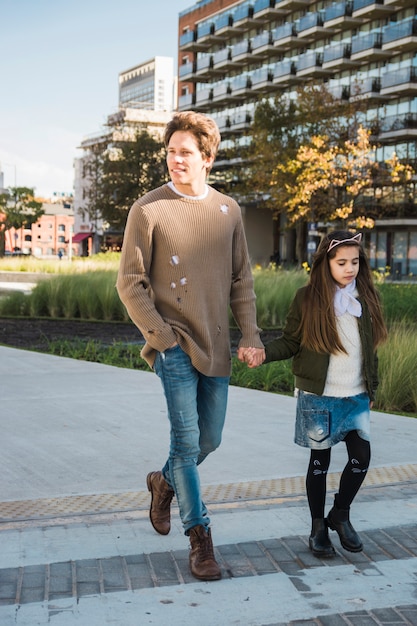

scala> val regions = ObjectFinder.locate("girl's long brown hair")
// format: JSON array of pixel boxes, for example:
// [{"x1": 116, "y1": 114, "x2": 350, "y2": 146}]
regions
[{"x1": 300, "y1": 230, "x2": 388, "y2": 354}]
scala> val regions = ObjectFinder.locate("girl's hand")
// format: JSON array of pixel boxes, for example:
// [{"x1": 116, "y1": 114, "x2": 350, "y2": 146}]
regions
[{"x1": 240, "y1": 347, "x2": 265, "y2": 368}]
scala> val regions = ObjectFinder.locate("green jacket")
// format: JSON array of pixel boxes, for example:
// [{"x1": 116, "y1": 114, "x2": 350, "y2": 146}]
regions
[{"x1": 265, "y1": 286, "x2": 379, "y2": 400}]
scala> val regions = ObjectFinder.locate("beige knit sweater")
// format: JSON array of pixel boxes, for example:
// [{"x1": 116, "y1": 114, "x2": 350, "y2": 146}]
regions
[{"x1": 116, "y1": 184, "x2": 263, "y2": 376}]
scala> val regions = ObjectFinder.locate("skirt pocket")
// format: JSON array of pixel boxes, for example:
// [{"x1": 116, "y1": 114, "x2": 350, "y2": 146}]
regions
[{"x1": 301, "y1": 409, "x2": 330, "y2": 443}]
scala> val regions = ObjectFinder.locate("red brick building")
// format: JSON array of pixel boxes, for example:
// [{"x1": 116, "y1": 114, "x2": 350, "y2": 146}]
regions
[{"x1": 5, "y1": 200, "x2": 75, "y2": 259}]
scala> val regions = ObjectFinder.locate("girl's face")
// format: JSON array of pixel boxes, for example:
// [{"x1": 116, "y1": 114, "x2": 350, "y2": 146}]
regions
[{"x1": 328, "y1": 245, "x2": 360, "y2": 288}]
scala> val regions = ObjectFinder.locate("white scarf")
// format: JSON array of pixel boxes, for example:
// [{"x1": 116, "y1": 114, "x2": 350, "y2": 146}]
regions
[{"x1": 334, "y1": 280, "x2": 362, "y2": 317}]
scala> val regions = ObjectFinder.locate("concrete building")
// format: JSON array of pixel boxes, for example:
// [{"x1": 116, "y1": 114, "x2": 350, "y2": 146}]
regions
[
  {"x1": 119, "y1": 56, "x2": 175, "y2": 112},
  {"x1": 177, "y1": 0, "x2": 417, "y2": 274}
]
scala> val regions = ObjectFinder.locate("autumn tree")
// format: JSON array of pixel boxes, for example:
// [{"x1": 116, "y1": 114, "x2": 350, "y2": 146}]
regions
[
  {"x1": 222, "y1": 83, "x2": 367, "y2": 262},
  {"x1": 277, "y1": 126, "x2": 414, "y2": 234},
  {"x1": 0, "y1": 187, "x2": 44, "y2": 256}
]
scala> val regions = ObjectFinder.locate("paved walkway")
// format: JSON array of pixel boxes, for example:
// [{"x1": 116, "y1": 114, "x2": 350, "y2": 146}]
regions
[{"x1": 1, "y1": 345, "x2": 417, "y2": 625}]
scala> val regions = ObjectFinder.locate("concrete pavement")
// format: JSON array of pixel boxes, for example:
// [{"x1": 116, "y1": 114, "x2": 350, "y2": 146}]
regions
[{"x1": 1, "y1": 345, "x2": 417, "y2": 625}]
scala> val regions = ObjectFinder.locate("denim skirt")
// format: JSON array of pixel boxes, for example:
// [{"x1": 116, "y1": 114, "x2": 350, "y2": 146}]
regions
[{"x1": 295, "y1": 390, "x2": 371, "y2": 450}]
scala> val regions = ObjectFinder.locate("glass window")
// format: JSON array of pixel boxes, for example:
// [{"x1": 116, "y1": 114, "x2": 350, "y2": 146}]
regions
[
  {"x1": 392, "y1": 232, "x2": 407, "y2": 277},
  {"x1": 408, "y1": 232, "x2": 417, "y2": 277},
  {"x1": 376, "y1": 232, "x2": 387, "y2": 271}
]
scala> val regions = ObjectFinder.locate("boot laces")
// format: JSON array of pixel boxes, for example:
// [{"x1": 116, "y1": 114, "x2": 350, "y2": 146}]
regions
[{"x1": 197, "y1": 533, "x2": 215, "y2": 561}]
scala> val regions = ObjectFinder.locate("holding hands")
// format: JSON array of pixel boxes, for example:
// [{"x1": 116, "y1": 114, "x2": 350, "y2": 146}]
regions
[{"x1": 237, "y1": 346, "x2": 266, "y2": 368}]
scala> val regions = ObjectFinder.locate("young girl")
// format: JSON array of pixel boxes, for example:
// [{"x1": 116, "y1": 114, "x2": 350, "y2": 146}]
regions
[{"x1": 245, "y1": 231, "x2": 387, "y2": 557}]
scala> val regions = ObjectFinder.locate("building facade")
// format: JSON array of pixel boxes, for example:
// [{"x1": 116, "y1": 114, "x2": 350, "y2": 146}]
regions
[
  {"x1": 177, "y1": 0, "x2": 417, "y2": 274},
  {"x1": 4, "y1": 199, "x2": 74, "y2": 259},
  {"x1": 119, "y1": 56, "x2": 175, "y2": 112}
]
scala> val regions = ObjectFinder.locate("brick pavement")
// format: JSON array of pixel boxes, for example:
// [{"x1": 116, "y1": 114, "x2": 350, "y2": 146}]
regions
[{"x1": 1, "y1": 482, "x2": 417, "y2": 625}]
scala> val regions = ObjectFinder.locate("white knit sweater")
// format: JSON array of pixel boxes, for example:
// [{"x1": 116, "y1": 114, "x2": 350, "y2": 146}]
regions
[{"x1": 323, "y1": 312, "x2": 366, "y2": 397}]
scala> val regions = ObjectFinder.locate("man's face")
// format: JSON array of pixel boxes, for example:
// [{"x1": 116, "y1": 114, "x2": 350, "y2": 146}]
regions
[{"x1": 166, "y1": 131, "x2": 213, "y2": 194}]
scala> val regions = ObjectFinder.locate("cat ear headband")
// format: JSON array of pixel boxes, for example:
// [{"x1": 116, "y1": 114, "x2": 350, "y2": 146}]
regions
[{"x1": 327, "y1": 233, "x2": 362, "y2": 253}]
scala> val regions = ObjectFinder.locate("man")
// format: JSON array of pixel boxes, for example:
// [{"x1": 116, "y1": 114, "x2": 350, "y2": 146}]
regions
[{"x1": 116, "y1": 111, "x2": 265, "y2": 581}]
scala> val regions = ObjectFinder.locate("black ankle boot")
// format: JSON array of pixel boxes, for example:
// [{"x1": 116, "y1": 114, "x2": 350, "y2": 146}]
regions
[
  {"x1": 326, "y1": 496, "x2": 363, "y2": 553},
  {"x1": 309, "y1": 518, "x2": 335, "y2": 558}
]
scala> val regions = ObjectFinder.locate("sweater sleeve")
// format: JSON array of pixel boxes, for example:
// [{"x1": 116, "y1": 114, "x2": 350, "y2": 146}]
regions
[
  {"x1": 116, "y1": 200, "x2": 177, "y2": 352},
  {"x1": 264, "y1": 288, "x2": 304, "y2": 363}
]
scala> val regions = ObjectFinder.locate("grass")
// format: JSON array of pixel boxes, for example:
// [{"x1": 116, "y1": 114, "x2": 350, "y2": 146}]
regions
[
  {"x1": 1, "y1": 256, "x2": 416, "y2": 416},
  {"x1": 0, "y1": 253, "x2": 121, "y2": 274}
]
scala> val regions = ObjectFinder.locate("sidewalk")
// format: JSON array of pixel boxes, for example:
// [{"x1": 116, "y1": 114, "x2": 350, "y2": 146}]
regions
[{"x1": 1, "y1": 345, "x2": 417, "y2": 625}]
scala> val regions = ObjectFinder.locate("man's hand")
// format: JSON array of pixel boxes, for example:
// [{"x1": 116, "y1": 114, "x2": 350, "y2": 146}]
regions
[{"x1": 237, "y1": 347, "x2": 266, "y2": 368}]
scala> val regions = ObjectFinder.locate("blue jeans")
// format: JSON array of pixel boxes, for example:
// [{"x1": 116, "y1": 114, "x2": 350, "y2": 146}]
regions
[{"x1": 154, "y1": 345, "x2": 229, "y2": 534}]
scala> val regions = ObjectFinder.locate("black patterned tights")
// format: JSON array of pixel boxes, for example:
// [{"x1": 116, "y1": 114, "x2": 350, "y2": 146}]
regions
[{"x1": 306, "y1": 430, "x2": 371, "y2": 519}]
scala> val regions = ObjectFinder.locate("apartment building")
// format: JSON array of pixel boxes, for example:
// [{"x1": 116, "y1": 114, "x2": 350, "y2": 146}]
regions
[{"x1": 177, "y1": 0, "x2": 417, "y2": 274}]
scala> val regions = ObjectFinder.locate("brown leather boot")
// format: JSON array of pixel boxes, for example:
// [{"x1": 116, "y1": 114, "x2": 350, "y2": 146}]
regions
[
  {"x1": 189, "y1": 525, "x2": 222, "y2": 581},
  {"x1": 146, "y1": 471, "x2": 174, "y2": 535}
]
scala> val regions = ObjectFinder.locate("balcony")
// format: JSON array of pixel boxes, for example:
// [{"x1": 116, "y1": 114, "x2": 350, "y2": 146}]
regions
[
  {"x1": 382, "y1": 18, "x2": 417, "y2": 53},
  {"x1": 350, "y1": 77, "x2": 385, "y2": 102},
  {"x1": 195, "y1": 55, "x2": 213, "y2": 80},
  {"x1": 179, "y1": 30, "x2": 208, "y2": 53},
  {"x1": 273, "y1": 22, "x2": 298, "y2": 51},
  {"x1": 213, "y1": 12, "x2": 234, "y2": 38},
  {"x1": 232, "y1": 3, "x2": 254, "y2": 32},
  {"x1": 195, "y1": 21, "x2": 225, "y2": 46},
  {"x1": 273, "y1": 59, "x2": 298, "y2": 87},
  {"x1": 194, "y1": 87, "x2": 213, "y2": 110},
  {"x1": 250, "y1": 67, "x2": 275, "y2": 92},
  {"x1": 323, "y1": 0, "x2": 362, "y2": 31},
  {"x1": 253, "y1": 0, "x2": 289, "y2": 21},
  {"x1": 178, "y1": 92, "x2": 195, "y2": 111},
  {"x1": 297, "y1": 51, "x2": 333, "y2": 78},
  {"x1": 378, "y1": 112, "x2": 417, "y2": 141},
  {"x1": 350, "y1": 32, "x2": 390, "y2": 62},
  {"x1": 229, "y1": 74, "x2": 253, "y2": 100},
  {"x1": 212, "y1": 47, "x2": 235, "y2": 73},
  {"x1": 231, "y1": 39, "x2": 252, "y2": 65},
  {"x1": 251, "y1": 31, "x2": 279, "y2": 59},
  {"x1": 352, "y1": 0, "x2": 393, "y2": 19},
  {"x1": 229, "y1": 110, "x2": 252, "y2": 133},
  {"x1": 216, "y1": 115, "x2": 231, "y2": 134},
  {"x1": 380, "y1": 66, "x2": 417, "y2": 97},
  {"x1": 179, "y1": 61, "x2": 195, "y2": 81},
  {"x1": 212, "y1": 82, "x2": 234, "y2": 106},
  {"x1": 296, "y1": 11, "x2": 328, "y2": 42},
  {"x1": 322, "y1": 43, "x2": 358, "y2": 70},
  {"x1": 327, "y1": 84, "x2": 351, "y2": 99}
]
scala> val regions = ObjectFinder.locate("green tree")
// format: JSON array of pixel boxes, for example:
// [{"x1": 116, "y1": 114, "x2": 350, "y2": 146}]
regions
[
  {"x1": 85, "y1": 128, "x2": 167, "y2": 232},
  {"x1": 0, "y1": 187, "x2": 44, "y2": 256}
]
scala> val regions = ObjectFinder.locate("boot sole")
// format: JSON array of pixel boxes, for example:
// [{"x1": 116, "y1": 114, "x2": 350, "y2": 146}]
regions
[{"x1": 190, "y1": 569, "x2": 222, "y2": 581}]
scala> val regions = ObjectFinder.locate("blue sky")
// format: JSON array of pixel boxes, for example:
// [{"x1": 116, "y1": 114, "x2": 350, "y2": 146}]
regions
[{"x1": 0, "y1": 0, "x2": 194, "y2": 198}]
